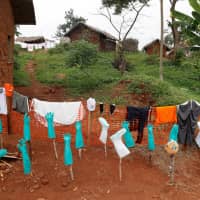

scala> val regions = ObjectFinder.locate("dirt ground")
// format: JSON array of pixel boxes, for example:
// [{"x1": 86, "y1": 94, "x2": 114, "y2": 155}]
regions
[{"x1": 0, "y1": 134, "x2": 200, "y2": 200}]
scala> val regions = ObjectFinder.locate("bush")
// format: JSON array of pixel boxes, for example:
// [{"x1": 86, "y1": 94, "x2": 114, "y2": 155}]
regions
[
  {"x1": 66, "y1": 40, "x2": 98, "y2": 68},
  {"x1": 48, "y1": 43, "x2": 69, "y2": 55}
]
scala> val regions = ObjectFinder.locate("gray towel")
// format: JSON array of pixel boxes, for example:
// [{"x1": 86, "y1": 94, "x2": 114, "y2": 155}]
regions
[{"x1": 12, "y1": 91, "x2": 29, "y2": 114}]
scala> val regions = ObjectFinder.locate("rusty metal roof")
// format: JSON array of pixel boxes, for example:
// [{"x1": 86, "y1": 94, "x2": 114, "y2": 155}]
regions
[
  {"x1": 10, "y1": 0, "x2": 36, "y2": 25},
  {"x1": 65, "y1": 22, "x2": 117, "y2": 41},
  {"x1": 16, "y1": 36, "x2": 45, "y2": 44}
]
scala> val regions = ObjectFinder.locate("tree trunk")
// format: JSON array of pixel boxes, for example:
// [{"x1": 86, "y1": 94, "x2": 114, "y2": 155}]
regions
[
  {"x1": 115, "y1": 41, "x2": 126, "y2": 74},
  {"x1": 160, "y1": 0, "x2": 164, "y2": 81},
  {"x1": 170, "y1": 0, "x2": 179, "y2": 60}
]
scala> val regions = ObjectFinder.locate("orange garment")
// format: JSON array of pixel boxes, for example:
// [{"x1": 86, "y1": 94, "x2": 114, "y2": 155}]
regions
[
  {"x1": 4, "y1": 83, "x2": 14, "y2": 97},
  {"x1": 155, "y1": 106, "x2": 177, "y2": 125}
]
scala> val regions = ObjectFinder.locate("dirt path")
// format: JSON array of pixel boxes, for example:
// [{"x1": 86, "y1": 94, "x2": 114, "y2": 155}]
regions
[{"x1": 15, "y1": 60, "x2": 66, "y2": 101}]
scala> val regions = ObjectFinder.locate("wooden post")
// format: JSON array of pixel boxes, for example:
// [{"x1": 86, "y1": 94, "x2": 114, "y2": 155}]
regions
[
  {"x1": 27, "y1": 141, "x2": 32, "y2": 161},
  {"x1": 69, "y1": 165, "x2": 74, "y2": 181},
  {"x1": 104, "y1": 144, "x2": 107, "y2": 158},
  {"x1": 78, "y1": 149, "x2": 82, "y2": 160},
  {"x1": 87, "y1": 111, "x2": 92, "y2": 146},
  {"x1": 53, "y1": 139, "x2": 58, "y2": 160},
  {"x1": 169, "y1": 155, "x2": 175, "y2": 185},
  {"x1": 119, "y1": 158, "x2": 122, "y2": 181}
]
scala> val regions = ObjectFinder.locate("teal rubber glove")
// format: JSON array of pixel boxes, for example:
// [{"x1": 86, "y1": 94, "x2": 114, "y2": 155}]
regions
[
  {"x1": 23, "y1": 113, "x2": 31, "y2": 142},
  {"x1": 169, "y1": 124, "x2": 179, "y2": 142},
  {"x1": 122, "y1": 121, "x2": 135, "y2": 148},
  {"x1": 147, "y1": 124, "x2": 156, "y2": 151},
  {"x1": 0, "y1": 149, "x2": 7, "y2": 158},
  {"x1": 17, "y1": 140, "x2": 31, "y2": 175},
  {"x1": 75, "y1": 121, "x2": 84, "y2": 149},
  {"x1": 0, "y1": 119, "x2": 2, "y2": 134},
  {"x1": 45, "y1": 112, "x2": 56, "y2": 139},
  {"x1": 64, "y1": 134, "x2": 73, "y2": 166}
]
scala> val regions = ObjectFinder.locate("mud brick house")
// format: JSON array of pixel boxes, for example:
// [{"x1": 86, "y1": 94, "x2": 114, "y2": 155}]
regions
[
  {"x1": 0, "y1": 0, "x2": 36, "y2": 86},
  {"x1": 143, "y1": 39, "x2": 170, "y2": 58},
  {"x1": 65, "y1": 22, "x2": 117, "y2": 51}
]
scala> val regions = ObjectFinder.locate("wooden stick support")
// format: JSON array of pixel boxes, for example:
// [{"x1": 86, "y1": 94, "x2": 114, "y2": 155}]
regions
[
  {"x1": 78, "y1": 149, "x2": 82, "y2": 160},
  {"x1": 104, "y1": 144, "x2": 107, "y2": 158},
  {"x1": 169, "y1": 155, "x2": 175, "y2": 185},
  {"x1": 119, "y1": 158, "x2": 122, "y2": 182},
  {"x1": 27, "y1": 141, "x2": 32, "y2": 161},
  {"x1": 0, "y1": 160, "x2": 12, "y2": 168},
  {"x1": 53, "y1": 139, "x2": 58, "y2": 160},
  {"x1": 69, "y1": 165, "x2": 74, "y2": 181},
  {"x1": 148, "y1": 151, "x2": 152, "y2": 163},
  {"x1": 87, "y1": 111, "x2": 92, "y2": 146}
]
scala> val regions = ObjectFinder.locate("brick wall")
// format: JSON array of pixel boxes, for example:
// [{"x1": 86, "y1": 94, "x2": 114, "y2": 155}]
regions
[
  {"x1": 0, "y1": 102, "x2": 172, "y2": 147},
  {"x1": 0, "y1": 0, "x2": 14, "y2": 86}
]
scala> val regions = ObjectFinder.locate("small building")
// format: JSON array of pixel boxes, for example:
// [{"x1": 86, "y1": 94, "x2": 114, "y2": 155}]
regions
[
  {"x1": 15, "y1": 36, "x2": 56, "y2": 51},
  {"x1": 65, "y1": 22, "x2": 117, "y2": 51},
  {"x1": 143, "y1": 39, "x2": 170, "y2": 57},
  {"x1": 0, "y1": 0, "x2": 36, "y2": 86}
]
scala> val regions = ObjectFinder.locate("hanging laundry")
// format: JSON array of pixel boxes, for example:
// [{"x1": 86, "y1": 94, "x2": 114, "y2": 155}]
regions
[
  {"x1": 122, "y1": 121, "x2": 135, "y2": 148},
  {"x1": 64, "y1": 134, "x2": 73, "y2": 166},
  {"x1": 23, "y1": 113, "x2": 31, "y2": 142},
  {"x1": 155, "y1": 106, "x2": 177, "y2": 125},
  {"x1": 126, "y1": 106, "x2": 149, "y2": 144},
  {"x1": 178, "y1": 101, "x2": 200, "y2": 145},
  {"x1": 168, "y1": 124, "x2": 179, "y2": 142},
  {"x1": 75, "y1": 121, "x2": 84, "y2": 149},
  {"x1": 110, "y1": 104, "x2": 116, "y2": 115},
  {"x1": 99, "y1": 102, "x2": 104, "y2": 114},
  {"x1": 110, "y1": 128, "x2": 130, "y2": 159},
  {"x1": 45, "y1": 112, "x2": 56, "y2": 139},
  {"x1": 0, "y1": 88, "x2": 7, "y2": 114},
  {"x1": 99, "y1": 117, "x2": 110, "y2": 144},
  {"x1": 87, "y1": 97, "x2": 96, "y2": 111},
  {"x1": 32, "y1": 98, "x2": 84, "y2": 126},
  {"x1": 0, "y1": 119, "x2": 2, "y2": 133},
  {"x1": 4, "y1": 83, "x2": 14, "y2": 97},
  {"x1": 147, "y1": 124, "x2": 156, "y2": 151},
  {"x1": 195, "y1": 121, "x2": 200, "y2": 148},
  {"x1": 17, "y1": 139, "x2": 31, "y2": 175},
  {"x1": 12, "y1": 91, "x2": 29, "y2": 114}
]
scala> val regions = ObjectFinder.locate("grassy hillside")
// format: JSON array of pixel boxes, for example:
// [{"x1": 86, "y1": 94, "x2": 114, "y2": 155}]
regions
[{"x1": 14, "y1": 45, "x2": 200, "y2": 106}]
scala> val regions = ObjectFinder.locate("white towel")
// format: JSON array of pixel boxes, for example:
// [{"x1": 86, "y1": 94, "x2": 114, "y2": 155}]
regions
[
  {"x1": 32, "y1": 98, "x2": 84, "y2": 125},
  {"x1": 110, "y1": 128, "x2": 130, "y2": 159},
  {"x1": 87, "y1": 97, "x2": 96, "y2": 111},
  {"x1": 0, "y1": 88, "x2": 7, "y2": 115},
  {"x1": 195, "y1": 122, "x2": 200, "y2": 148},
  {"x1": 99, "y1": 117, "x2": 109, "y2": 144}
]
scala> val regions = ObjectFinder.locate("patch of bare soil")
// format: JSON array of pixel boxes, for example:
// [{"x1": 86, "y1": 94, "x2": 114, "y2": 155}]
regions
[
  {"x1": 0, "y1": 134, "x2": 200, "y2": 200},
  {"x1": 15, "y1": 61, "x2": 66, "y2": 101}
]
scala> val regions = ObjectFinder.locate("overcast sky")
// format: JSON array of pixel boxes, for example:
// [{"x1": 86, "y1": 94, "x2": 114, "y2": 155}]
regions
[{"x1": 19, "y1": 0, "x2": 191, "y2": 49}]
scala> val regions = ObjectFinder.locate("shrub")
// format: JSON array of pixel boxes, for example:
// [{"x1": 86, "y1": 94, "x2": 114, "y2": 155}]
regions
[
  {"x1": 48, "y1": 43, "x2": 69, "y2": 55},
  {"x1": 66, "y1": 40, "x2": 98, "y2": 68}
]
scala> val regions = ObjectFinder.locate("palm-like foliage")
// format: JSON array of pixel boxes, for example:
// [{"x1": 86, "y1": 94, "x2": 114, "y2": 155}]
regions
[{"x1": 172, "y1": 0, "x2": 200, "y2": 47}]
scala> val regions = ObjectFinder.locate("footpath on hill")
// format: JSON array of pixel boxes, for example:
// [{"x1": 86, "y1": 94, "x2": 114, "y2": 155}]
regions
[{"x1": 15, "y1": 60, "x2": 66, "y2": 101}]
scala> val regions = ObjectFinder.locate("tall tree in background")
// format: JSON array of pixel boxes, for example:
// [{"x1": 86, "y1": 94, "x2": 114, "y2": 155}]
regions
[
  {"x1": 101, "y1": 0, "x2": 150, "y2": 72},
  {"x1": 56, "y1": 9, "x2": 87, "y2": 38},
  {"x1": 169, "y1": 0, "x2": 180, "y2": 59},
  {"x1": 160, "y1": 0, "x2": 164, "y2": 81},
  {"x1": 172, "y1": 0, "x2": 200, "y2": 49}
]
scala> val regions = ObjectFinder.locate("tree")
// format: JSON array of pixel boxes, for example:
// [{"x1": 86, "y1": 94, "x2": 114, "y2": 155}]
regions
[
  {"x1": 160, "y1": 0, "x2": 164, "y2": 81},
  {"x1": 168, "y1": 0, "x2": 180, "y2": 59},
  {"x1": 56, "y1": 9, "x2": 87, "y2": 38},
  {"x1": 101, "y1": 0, "x2": 150, "y2": 72},
  {"x1": 172, "y1": 0, "x2": 200, "y2": 48}
]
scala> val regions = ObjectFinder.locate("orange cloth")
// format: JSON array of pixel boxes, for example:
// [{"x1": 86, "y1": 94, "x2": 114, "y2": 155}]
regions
[
  {"x1": 4, "y1": 83, "x2": 14, "y2": 97},
  {"x1": 155, "y1": 106, "x2": 177, "y2": 125}
]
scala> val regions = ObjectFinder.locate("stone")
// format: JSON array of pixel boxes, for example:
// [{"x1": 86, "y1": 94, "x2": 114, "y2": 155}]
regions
[{"x1": 41, "y1": 178, "x2": 49, "y2": 185}]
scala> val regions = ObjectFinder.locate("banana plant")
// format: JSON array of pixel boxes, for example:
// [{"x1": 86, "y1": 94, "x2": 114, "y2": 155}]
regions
[{"x1": 172, "y1": 0, "x2": 200, "y2": 48}]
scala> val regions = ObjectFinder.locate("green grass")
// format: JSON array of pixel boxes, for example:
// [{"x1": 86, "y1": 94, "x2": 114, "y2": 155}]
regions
[
  {"x1": 14, "y1": 46, "x2": 200, "y2": 105},
  {"x1": 13, "y1": 51, "x2": 33, "y2": 86}
]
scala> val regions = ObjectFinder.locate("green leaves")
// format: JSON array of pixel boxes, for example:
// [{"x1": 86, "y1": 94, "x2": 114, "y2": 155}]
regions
[{"x1": 189, "y1": 0, "x2": 200, "y2": 13}]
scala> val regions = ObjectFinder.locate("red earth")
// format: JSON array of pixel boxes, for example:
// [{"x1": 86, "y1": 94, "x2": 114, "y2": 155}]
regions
[{"x1": 0, "y1": 133, "x2": 200, "y2": 200}]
